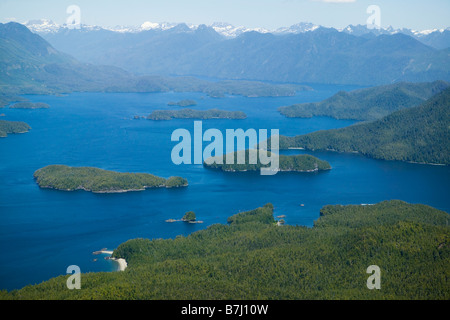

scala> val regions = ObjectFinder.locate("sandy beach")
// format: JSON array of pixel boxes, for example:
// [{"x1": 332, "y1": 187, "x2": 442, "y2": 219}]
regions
[
  {"x1": 112, "y1": 258, "x2": 128, "y2": 271},
  {"x1": 93, "y1": 249, "x2": 127, "y2": 271}
]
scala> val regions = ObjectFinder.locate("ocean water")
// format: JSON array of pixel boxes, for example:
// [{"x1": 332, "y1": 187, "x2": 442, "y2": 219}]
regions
[{"x1": 0, "y1": 86, "x2": 449, "y2": 291}]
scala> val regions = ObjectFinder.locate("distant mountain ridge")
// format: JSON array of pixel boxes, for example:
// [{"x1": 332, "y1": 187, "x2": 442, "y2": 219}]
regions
[{"x1": 23, "y1": 20, "x2": 450, "y2": 86}]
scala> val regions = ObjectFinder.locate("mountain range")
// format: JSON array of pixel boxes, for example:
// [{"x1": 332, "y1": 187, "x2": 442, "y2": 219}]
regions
[
  {"x1": 20, "y1": 20, "x2": 449, "y2": 86},
  {"x1": 25, "y1": 19, "x2": 450, "y2": 49}
]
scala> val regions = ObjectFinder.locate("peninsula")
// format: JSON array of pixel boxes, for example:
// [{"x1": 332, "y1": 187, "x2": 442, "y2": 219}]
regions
[{"x1": 33, "y1": 165, "x2": 188, "y2": 193}]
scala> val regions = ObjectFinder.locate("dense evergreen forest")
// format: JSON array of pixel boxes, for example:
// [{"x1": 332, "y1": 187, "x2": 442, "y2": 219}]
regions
[
  {"x1": 275, "y1": 87, "x2": 450, "y2": 165},
  {"x1": 278, "y1": 80, "x2": 449, "y2": 121},
  {"x1": 0, "y1": 119, "x2": 31, "y2": 137},
  {"x1": 2, "y1": 200, "x2": 448, "y2": 300},
  {"x1": 33, "y1": 165, "x2": 188, "y2": 193}
]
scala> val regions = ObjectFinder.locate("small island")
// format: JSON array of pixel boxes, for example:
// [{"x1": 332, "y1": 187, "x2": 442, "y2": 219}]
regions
[
  {"x1": 166, "y1": 211, "x2": 203, "y2": 224},
  {"x1": 9, "y1": 102, "x2": 50, "y2": 109},
  {"x1": 0, "y1": 120, "x2": 31, "y2": 137},
  {"x1": 147, "y1": 108, "x2": 247, "y2": 120},
  {"x1": 167, "y1": 99, "x2": 197, "y2": 107},
  {"x1": 204, "y1": 150, "x2": 331, "y2": 172},
  {"x1": 33, "y1": 165, "x2": 188, "y2": 193}
]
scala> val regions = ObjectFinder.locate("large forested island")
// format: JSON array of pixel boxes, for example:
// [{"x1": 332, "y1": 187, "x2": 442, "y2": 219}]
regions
[
  {"x1": 278, "y1": 80, "x2": 449, "y2": 121},
  {"x1": 0, "y1": 120, "x2": 31, "y2": 137},
  {"x1": 275, "y1": 87, "x2": 450, "y2": 165},
  {"x1": 147, "y1": 108, "x2": 247, "y2": 120},
  {"x1": 33, "y1": 165, "x2": 188, "y2": 193},
  {"x1": 204, "y1": 150, "x2": 331, "y2": 172},
  {"x1": 2, "y1": 200, "x2": 448, "y2": 300}
]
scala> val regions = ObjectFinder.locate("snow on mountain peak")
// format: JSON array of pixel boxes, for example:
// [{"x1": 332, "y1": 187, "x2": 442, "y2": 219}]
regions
[{"x1": 22, "y1": 19, "x2": 449, "y2": 41}]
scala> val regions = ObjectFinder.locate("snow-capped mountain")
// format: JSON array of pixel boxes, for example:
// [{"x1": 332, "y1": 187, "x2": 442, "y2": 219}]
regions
[
  {"x1": 23, "y1": 19, "x2": 450, "y2": 49},
  {"x1": 274, "y1": 22, "x2": 320, "y2": 34},
  {"x1": 210, "y1": 22, "x2": 270, "y2": 37},
  {"x1": 340, "y1": 23, "x2": 450, "y2": 38}
]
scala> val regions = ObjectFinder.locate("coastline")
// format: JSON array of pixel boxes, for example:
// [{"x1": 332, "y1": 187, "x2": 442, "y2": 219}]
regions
[
  {"x1": 93, "y1": 249, "x2": 127, "y2": 271},
  {"x1": 37, "y1": 183, "x2": 188, "y2": 194},
  {"x1": 111, "y1": 258, "x2": 128, "y2": 271}
]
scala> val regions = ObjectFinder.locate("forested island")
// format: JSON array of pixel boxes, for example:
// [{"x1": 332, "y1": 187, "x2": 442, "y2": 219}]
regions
[
  {"x1": 278, "y1": 80, "x2": 449, "y2": 121},
  {"x1": 33, "y1": 165, "x2": 188, "y2": 193},
  {"x1": 0, "y1": 120, "x2": 31, "y2": 137},
  {"x1": 204, "y1": 150, "x2": 331, "y2": 172},
  {"x1": 2, "y1": 200, "x2": 448, "y2": 300},
  {"x1": 167, "y1": 99, "x2": 197, "y2": 107},
  {"x1": 147, "y1": 108, "x2": 247, "y2": 120},
  {"x1": 273, "y1": 88, "x2": 450, "y2": 165},
  {"x1": 9, "y1": 102, "x2": 50, "y2": 109}
]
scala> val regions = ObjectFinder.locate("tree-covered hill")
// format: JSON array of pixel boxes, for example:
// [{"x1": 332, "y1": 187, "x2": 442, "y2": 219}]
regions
[
  {"x1": 276, "y1": 87, "x2": 450, "y2": 165},
  {"x1": 2, "y1": 200, "x2": 448, "y2": 300},
  {"x1": 278, "y1": 80, "x2": 449, "y2": 121}
]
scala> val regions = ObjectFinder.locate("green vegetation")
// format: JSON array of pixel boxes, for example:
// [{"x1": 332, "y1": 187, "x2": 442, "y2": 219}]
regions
[
  {"x1": 0, "y1": 119, "x2": 31, "y2": 137},
  {"x1": 2, "y1": 200, "x2": 448, "y2": 300},
  {"x1": 147, "y1": 108, "x2": 247, "y2": 120},
  {"x1": 9, "y1": 102, "x2": 50, "y2": 109},
  {"x1": 182, "y1": 211, "x2": 196, "y2": 222},
  {"x1": 33, "y1": 165, "x2": 188, "y2": 193},
  {"x1": 275, "y1": 88, "x2": 450, "y2": 165},
  {"x1": 204, "y1": 150, "x2": 331, "y2": 172},
  {"x1": 278, "y1": 81, "x2": 449, "y2": 121},
  {"x1": 168, "y1": 99, "x2": 197, "y2": 107}
]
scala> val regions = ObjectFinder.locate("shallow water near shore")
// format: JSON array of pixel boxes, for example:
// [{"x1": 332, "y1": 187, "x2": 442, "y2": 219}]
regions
[{"x1": 0, "y1": 85, "x2": 449, "y2": 291}]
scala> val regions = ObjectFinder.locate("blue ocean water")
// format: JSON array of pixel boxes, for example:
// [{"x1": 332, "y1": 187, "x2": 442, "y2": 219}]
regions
[{"x1": 0, "y1": 86, "x2": 449, "y2": 291}]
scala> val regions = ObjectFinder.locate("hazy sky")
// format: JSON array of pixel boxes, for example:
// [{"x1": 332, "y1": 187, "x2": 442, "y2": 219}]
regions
[{"x1": 1, "y1": 0, "x2": 449, "y2": 31}]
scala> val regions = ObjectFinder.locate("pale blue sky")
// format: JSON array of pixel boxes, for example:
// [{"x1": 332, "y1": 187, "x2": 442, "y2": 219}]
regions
[{"x1": 1, "y1": 0, "x2": 449, "y2": 30}]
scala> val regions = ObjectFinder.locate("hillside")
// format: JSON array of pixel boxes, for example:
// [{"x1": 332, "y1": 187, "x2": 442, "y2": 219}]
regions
[
  {"x1": 278, "y1": 81, "x2": 449, "y2": 121},
  {"x1": 2, "y1": 200, "x2": 448, "y2": 299},
  {"x1": 275, "y1": 88, "x2": 450, "y2": 165}
]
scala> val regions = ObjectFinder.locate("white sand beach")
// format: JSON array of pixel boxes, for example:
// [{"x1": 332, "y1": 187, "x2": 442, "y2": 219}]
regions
[
  {"x1": 93, "y1": 249, "x2": 127, "y2": 271},
  {"x1": 113, "y1": 258, "x2": 128, "y2": 271}
]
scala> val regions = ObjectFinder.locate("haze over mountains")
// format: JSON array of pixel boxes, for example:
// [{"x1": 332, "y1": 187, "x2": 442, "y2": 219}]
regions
[
  {"x1": 25, "y1": 19, "x2": 450, "y2": 46},
  {"x1": 20, "y1": 19, "x2": 449, "y2": 86}
]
